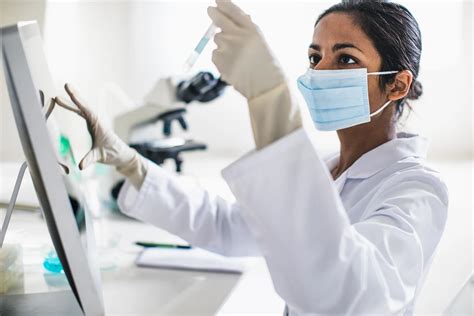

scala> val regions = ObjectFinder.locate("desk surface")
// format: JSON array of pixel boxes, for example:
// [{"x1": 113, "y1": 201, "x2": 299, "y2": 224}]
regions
[
  {"x1": 0, "y1": 156, "x2": 284, "y2": 314},
  {"x1": 2, "y1": 157, "x2": 472, "y2": 315},
  {"x1": 1, "y1": 207, "x2": 284, "y2": 315}
]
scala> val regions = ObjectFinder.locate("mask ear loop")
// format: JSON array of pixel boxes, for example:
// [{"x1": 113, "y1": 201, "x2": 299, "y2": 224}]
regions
[
  {"x1": 367, "y1": 70, "x2": 399, "y2": 76},
  {"x1": 367, "y1": 70, "x2": 399, "y2": 117},
  {"x1": 370, "y1": 99, "x2": 392, "y2": 117}
]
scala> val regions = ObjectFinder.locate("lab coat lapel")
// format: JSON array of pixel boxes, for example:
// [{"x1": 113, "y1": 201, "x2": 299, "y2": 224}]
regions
[
  {"x1": 345, "y1": 133, "x2": 429, "y2": 179},
  {"x1": 323, "y1": 133, "x2": 429, "y2": 193},
  {"x1": 324, "y1": 152, "x2": 347, "y2": 193}
]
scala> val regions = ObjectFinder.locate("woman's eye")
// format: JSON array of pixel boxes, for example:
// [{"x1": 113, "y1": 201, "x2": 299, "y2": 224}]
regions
[
  {"x1": 340, "y1": 55, "x2": 357, "y2": 65},
  {"x1": 309, "y1": 55, "x2": 321, "y2": 66}
]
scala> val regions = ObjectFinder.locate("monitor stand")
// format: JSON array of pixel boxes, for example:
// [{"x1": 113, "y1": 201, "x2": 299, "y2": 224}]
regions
[
  {"x1": 0, "y1": 290, "x2": 83, "y2": 316},
  {"x1": 0, "y1": 162, "x2": 28, "y2": 247},
  {"x1": 0, "y1": 164, "x2": 83, "y2": 316}
]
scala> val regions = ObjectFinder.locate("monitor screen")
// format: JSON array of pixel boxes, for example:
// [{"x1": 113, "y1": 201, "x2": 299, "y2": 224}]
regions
[{"x1": 1, "y1": 21, "x2": 104, "y2": 315}]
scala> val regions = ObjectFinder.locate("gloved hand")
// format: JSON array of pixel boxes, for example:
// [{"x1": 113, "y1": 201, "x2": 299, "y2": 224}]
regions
[
  {"x1": 208, "y1": 0, "x2": 302, "y2": 149},
  {"x1": 55, "y1": 83, "x2": 148, "y2": 189},
  {"x1": 207, "y1": 0, "x2": 286, "y2": 100}
]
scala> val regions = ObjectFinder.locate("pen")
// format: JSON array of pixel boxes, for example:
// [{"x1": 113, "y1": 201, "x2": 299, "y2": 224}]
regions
[{"x1": 135, "y1": 241, "x2": 192, "y2": 249}]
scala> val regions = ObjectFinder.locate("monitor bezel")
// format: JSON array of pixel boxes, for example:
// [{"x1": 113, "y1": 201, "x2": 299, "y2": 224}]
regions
[{"x1": 1, "y1": 21, "x2": 104, "y2": 316}]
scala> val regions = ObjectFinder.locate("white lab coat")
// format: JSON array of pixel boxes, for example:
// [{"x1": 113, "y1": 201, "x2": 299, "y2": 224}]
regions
[{"x1": 118, "y1": 128, "x2": 448, "y2": 315}]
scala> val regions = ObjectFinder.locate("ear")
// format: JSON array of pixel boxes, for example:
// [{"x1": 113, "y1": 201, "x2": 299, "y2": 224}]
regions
[{"x1": 386, "y1": 70, "x2": 413, "y2": 101}]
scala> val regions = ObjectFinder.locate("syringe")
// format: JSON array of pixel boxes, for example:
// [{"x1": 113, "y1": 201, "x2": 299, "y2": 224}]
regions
[{"x1": 183, "y1": 23, "x2": 218, "y2": 73}]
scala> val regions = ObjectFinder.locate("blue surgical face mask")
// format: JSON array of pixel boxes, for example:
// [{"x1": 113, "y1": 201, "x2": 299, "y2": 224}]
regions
[{"x1": 297, "y1": 68, "x2": 398, "y2": 131}]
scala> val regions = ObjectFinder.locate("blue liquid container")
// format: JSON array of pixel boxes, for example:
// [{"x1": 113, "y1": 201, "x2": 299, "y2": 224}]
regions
[{"x1": 43, "y1": 250, "x2": 64, "y2": 273}]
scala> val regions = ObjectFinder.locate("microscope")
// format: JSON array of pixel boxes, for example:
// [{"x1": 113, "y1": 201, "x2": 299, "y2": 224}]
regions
[{"x1": 111, "y1": 72, "x2": 227, "y2": 199}]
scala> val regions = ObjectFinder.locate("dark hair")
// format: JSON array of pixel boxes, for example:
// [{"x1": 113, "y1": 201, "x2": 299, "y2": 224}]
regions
[{"x1": 315, "y1": 0, "x2": 423, "y2": 119}]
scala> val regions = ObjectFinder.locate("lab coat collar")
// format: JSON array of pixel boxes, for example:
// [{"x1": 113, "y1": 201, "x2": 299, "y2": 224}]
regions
[{"x1": 325, "y1": 132, "x2": 429, "y2": 180}]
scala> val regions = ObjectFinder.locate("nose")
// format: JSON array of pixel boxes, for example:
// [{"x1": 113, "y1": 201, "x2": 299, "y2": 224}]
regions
[{"x1": 313, "y1": 59, "x2": 335, "y2": 71}]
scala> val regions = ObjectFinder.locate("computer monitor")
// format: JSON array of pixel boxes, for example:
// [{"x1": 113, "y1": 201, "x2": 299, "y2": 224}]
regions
[{"x1": 1, "y1": 21, "x2": 104, "y2": 315}]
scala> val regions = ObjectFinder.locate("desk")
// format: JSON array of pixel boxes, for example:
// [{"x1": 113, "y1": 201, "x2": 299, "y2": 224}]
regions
[
  {"x1": 0, "y1": 152, "x2": 285, "y2": 315},
  {"x1": 1, "y1": 208, "x2": 284, "y2": 315},
  {"x1": 4, "y1": 157, "x2": 471, "y2": 315}
]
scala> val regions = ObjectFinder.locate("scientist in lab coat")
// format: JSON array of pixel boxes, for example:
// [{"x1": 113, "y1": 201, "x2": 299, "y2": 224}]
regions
[{"x1": 55, "y1": 0, "x2": 449, "y2": 314}]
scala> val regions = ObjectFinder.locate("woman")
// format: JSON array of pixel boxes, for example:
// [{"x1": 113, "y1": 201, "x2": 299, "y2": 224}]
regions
[{"x1": 56, "y1": 0, "x2": 448, "y2": 314}]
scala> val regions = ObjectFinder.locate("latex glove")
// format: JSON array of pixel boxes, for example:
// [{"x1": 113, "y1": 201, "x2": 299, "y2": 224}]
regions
[
  {"x1": 247, "y1": 84, "x2": 302, "y2": 149},
  {"x1": 208, "y1": 0, "x2": 286, "y2": 100},
  {"x1": 55, "y1": 84, "x2": 148, "y2": 189},
  {"x1": 208, "y1": 0, "x2": 302, "y2": 149}
]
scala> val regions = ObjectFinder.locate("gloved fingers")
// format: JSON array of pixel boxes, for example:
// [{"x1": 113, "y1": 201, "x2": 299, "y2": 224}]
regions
[
  {"x1": 211, "y1": 49, "x2": 223, "y2": 70},
  {"x1": 215, "y1": 0, "x2": 251, "y2": 27},
  {"x1": 211, "y1": 49, "x2": 232, "y2": 83},
  {"x1": 79, "y1": 148, "x2": 101, "y2": 170},
  {"x1": 213, "y1": 31, "x2": 226, "y2": 48},
  {"x1": 39, "y1": 89, "x2": 45, "y2": 107},
  {"x1": 207, "y1": 6, "x2": 238, "y2": 33},
  {"x1": 212, "y1": 32, "x2": 238, "y2": 59},
  {"x1": 44, "y1": 97, "x2": 56, "y2": 119},
  {"x1": 55, "y1": 96, "x2": 83, "y2": 117},
  {"x1": 213, "y1": 32, "x2": 241, "y2": 64},
  {"x1": 64, "y1": 83, "x2": 97, "y2": 120},
  {"x1": 58, "y1": 161, "x2": 70, "y2": 174}
]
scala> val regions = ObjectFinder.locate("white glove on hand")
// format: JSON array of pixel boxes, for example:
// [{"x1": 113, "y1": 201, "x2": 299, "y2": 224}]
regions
[
  {"x1": 208, "y1": 0, "x2": 286, "y2": 100},
  {"x1": 55, "y1": 84, "x2": 148, "y2": 189},
  {"x1": 208, "y1": 0, "x2": 302, "y2": 149}
]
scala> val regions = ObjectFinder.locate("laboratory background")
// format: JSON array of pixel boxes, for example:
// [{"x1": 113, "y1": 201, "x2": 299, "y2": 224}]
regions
[{"x1": 0, "y1": 0, "x2": 472, "y2": 314}]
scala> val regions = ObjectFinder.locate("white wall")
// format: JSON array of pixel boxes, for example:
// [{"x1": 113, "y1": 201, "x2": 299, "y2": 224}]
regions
[
  {"x1": 0, "y1": 0, "x2": 47, "y2": 161},
  {"x1": 3, "y1": 0, "x2": 471, "y2": 161},
  {"x1": 38, "y1": 0, "x2": 336, "y2": 159},
  {"x1": 41, "y1": 0, "x2": 136, "y2": 161},
  {"x1": 0, "y1": 1, "x2": 472, "y2": 313},
  {"x1": 399, "y1": 0, "x2": 473, "y2": 161}
]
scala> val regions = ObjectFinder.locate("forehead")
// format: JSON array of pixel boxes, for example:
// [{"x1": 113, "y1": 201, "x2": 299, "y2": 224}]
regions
[{"x1": 313, "y1": 12, "x2": 376, "y2": 52}]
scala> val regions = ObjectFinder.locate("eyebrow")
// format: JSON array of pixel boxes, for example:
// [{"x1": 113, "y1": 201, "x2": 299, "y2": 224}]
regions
[{"x1": 309, "y1": 43, "x2": 363, "y2": 53}]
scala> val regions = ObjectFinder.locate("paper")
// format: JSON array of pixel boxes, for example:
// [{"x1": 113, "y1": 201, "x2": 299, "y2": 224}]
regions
[{"x1": 136, "y1": 247, "x2": 244, "y2": 274}]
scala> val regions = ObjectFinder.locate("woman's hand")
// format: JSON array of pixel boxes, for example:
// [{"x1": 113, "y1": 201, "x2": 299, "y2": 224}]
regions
[
  {"x1": 208, "y1": 0, "x2": 285, "y2": 100},
  {"x1": 208, "y1": 0, "x2": 302, "y2": 149},
  {"x1": 55, "y1": 83, "x2": 147, "y2": 188}
]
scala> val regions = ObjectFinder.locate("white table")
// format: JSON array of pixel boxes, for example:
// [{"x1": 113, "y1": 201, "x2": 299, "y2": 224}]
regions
[
  {"x1": 2, "y1": 157, "x2": 472, "y2": 315},
  {"x1": 1, "y1": 207, "x2": 284, "y2": 315},
  {"x1": 0, "y1": 154, "x2": 284, "y2": 315}
]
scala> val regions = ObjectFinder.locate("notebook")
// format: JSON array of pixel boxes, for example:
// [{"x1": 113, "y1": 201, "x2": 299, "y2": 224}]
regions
[{"x1": 135, "y1": 247, "x2": 245, "y2": 274}]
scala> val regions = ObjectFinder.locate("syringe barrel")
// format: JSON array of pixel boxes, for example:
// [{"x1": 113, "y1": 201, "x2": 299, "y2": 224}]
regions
[{"x1": 183, "y1": 23, "x2": 218, "y2": 73}]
